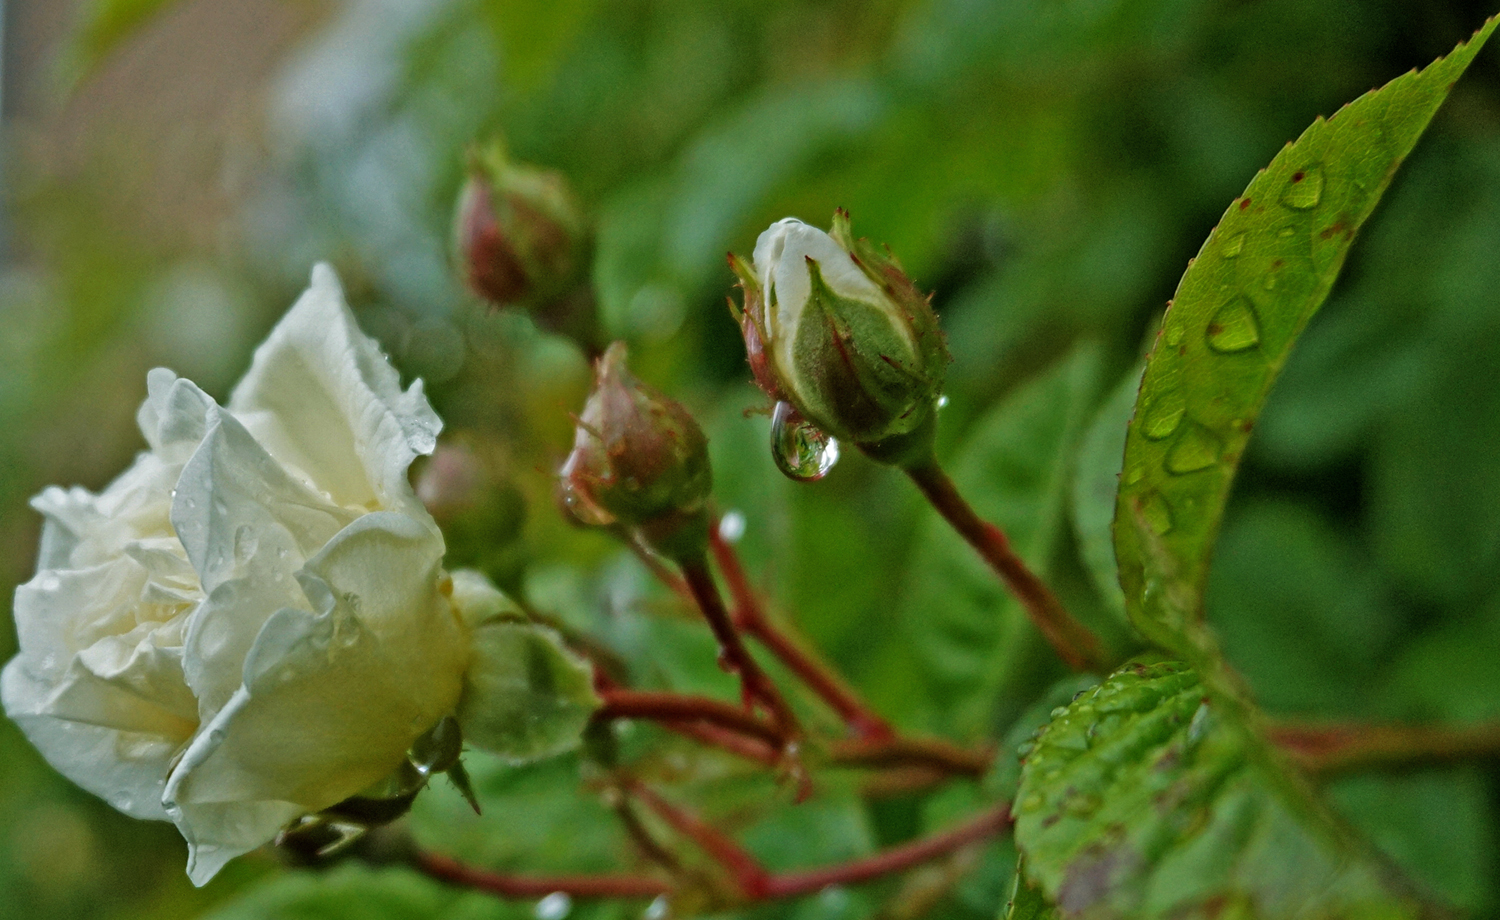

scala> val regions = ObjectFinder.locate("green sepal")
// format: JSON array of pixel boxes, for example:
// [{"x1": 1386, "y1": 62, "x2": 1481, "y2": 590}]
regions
[{"x1": 455, "y1": 617, "x2": 603, "y2": 764}]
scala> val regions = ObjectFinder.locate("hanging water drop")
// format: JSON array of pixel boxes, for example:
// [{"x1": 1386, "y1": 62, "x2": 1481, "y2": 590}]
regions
[
  {"x1": 535, "y1": 892, "x2": 572, "y2": 920},
  {"x1": 770, "y1": 401, "x2": 839, "y2": 482},
  {"x1": 1280, "y1": 165, "x2": 1325, "y2": 210}
]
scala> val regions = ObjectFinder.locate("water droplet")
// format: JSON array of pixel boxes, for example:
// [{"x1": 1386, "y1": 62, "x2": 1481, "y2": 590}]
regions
[
  {"x1": 770, "y1": 401, "x2": 839, "y2": 482},
  {"x1": 643, "y1": 896, "x2": 670, "y2": 920},
  {"x1": 1140, "y1": 391, "x2": 1186, "y2": 441},
  {"x1": 37, "y1": 573, "x2": 61, "y2": 592},
  {"x1": 1140, "y1": 491, "x2": 1174, "y2": 535},
  {"x1": 1263, "y1": 275, "x2": 1278, "y2": 291},
  {"x1": 233, "y1": 526, "x2": 258, "y2": 566},
  {"x1": 112, "y1": 794, "x2": 134, "y2": 812},
  {"x1": 937, "y1": 394, "x2": 950, "y2": 409},
  {"x1": 1206, "y1": 296, "x2": 1262, "y2": 353},
  {"x1": 1163, "y1": 321, "x2": 1184, "y2": 347},
  {"x1": 1276, "y1": 227, "x2": 1295, "y2": 239},
  {"x1": 1280, "y1": 166, "x2": 1324, "y2": 210},
  {"x1": 1020, "y1": 793, "x2": 1043, "y2": 812},
  {"x1": 718, "y1": 510, "x2": 746, "y2": 543},
  {"x1": 1221, "y1": 232, "x2": 1245, "y2": 258},
  {"x1": 1166, "y1": 424, "x2": 1223, "y2": 474},
  {"x1": 535, "y1": 892, "x2": 572, "y2": 920}
]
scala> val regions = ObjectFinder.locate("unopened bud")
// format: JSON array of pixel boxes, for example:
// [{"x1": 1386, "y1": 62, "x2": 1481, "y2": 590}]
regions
[
  {"x1": 730, "y1": 211, "x2": 948, "y2": 466},
  {"x1": 559, "y1": 342, "x2": 712, "y2": 557},
  {"x1": 454, "y1": 142, "x2": 590, "y2": 310}
]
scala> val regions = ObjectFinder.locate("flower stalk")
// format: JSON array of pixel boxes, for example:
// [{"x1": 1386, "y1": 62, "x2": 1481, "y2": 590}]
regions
[{"x1": 904, "y1": 459, "x2": 1113, "y2": 674}]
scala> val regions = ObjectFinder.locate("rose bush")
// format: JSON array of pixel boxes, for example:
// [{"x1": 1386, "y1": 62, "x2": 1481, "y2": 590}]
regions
[{"x1": 2, "y1": 265, "x2": 472, "y2": 884}]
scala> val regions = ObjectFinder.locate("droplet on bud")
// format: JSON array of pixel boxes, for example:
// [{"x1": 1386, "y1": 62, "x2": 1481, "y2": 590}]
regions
[{"x1": 770, "y1": 401, "x2": 839, "y2": 482}]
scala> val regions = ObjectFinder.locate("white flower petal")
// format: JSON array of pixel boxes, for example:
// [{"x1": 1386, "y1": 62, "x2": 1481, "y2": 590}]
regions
[
  {"x1": 164, "y1": 512, "x2": 463, "y2": 884},
  {"x1": 3, "y1": 658, "x2": 185, "y2": 822},
  {"x1": 227, "y1": 264, "x2": 440, "y2": 513}
]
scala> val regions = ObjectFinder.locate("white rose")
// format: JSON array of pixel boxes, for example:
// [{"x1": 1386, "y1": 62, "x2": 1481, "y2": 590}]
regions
[{"x1": 2, "y1": 264, "x2": 470, "y2": 885}]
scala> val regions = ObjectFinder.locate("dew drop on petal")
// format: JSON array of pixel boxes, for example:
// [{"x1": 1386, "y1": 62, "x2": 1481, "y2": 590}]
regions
[{"x1": 770, "y1": 401, "x2": 839, "y2": 482}]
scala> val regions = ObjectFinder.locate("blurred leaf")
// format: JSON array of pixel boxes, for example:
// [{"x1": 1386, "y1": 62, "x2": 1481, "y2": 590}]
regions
[
  {"x1": 1326, "y1": 769, "x2": 1497, "y2": 914},
  {"x1": 1385, "y1": 590, "x2": 1500, "y2": 724},
  {"x1": 1013, "y1": 659, "x2": 1427, "y2": 919},
  {"x1": 1113, "y1": 18, "x2": 1497, "y2": 671},
  {"x1": 68, "y1": 0, "x2": 180, "y2": 80},
  {"x1": 1001, "y1": 858, "x2": 1058, "y2": 920},
  {"x1": 1205, "y1": 501, "x2": 1401, "y2": 718},
  {"x1": 902, "y1": 344, "x2": 1102, "y2": 737},
  {"x1": 1070, "y1": 365, "x2": 1141, "y2": 624},
  {"x1": 200, "y1": 863, "x2": 515, "y2": 920}
]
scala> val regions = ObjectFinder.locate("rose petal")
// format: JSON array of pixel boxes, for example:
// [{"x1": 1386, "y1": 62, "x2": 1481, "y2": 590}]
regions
[
  {"x1": 164, "y1": 512, "x2": 463, "y2": 885},
  {"x1": 227, "y1": 264, "x2": 440, "y2": 513}
]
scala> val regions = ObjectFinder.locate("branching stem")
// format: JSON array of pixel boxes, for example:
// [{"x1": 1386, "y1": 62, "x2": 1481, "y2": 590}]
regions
[{"x1": 710, "y1": 521, "x2": 895, "y2": 740}]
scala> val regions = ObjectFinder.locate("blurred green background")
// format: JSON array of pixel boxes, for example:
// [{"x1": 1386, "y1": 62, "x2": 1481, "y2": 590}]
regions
[{"x1": 2, "y1": 0, "x2": 1499, "y2": 917}]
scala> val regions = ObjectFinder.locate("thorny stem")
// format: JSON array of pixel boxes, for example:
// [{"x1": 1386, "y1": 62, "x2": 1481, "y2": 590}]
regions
[
  {"x1": 598, "y1": 688, "x2": 784, "y2": 749},
  {"x1": 710, "y1": 520, "x2": 896, "y2": 741},
  {"x1": 626, "y1": 780, "x2": 772, "y2": 899},
  {"x1": 828, "y1": 736, "x2": 992, "y2": 778},
  {"x1": 678, "y1": 554, "x2": 802, "y2": 738},
  {"x1": 1268, "y1": 720, "x2": 1500, "y2": 776},
  {"x1": 904, "y1": 460, "x2": 1112, "y2": 674},
  {"x1": 760, "y1": 804, "x2": 1011, "y2": 899}
]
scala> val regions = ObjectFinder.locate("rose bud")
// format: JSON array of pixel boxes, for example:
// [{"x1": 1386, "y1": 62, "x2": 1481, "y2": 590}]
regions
[
  {"x1": 559, "y1": 342, "x2": 712, "y2": 558},
  {"x1": 730, "y1": 211, "x2": 948, "y2": 467},
  {"x1": 453, "y1": 141, "x2": 590, "y2": 311}
]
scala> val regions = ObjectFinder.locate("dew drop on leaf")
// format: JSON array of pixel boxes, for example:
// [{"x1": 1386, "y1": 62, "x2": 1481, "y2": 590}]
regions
[
  {"x1": 1280, "y1": 165, "x2": 1325, "y2": 210},
  {"x1": 770, "y1": 401, "x2": 839, "y2": 481},
  {"x1": 1165, "y1": 424, "x2": 1224, "y2": 475},
  {"x1": 1206, "y1": 295, "x2": 1262, "y2": 353},
  {"x1": 1140, "y1": 490, "x2": 1174, "y2": 535},
  {"x1": 1221, "y1": 231, "x2": 1245, "y2": 258},
  {"x1": 1140, "y1": 391, "x2": 1186, "y2": 441}
]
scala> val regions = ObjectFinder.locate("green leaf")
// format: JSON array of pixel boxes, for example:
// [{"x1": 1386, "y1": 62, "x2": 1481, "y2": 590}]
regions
[
  {"x1": 1013, "y1": 660, "x2": 1427, "y2": 920},
  {"x1": 455, "y1": 620, "x2": 601, "y2": 763},
  {"x1": 1070, "y1": 365, "x2": 1142, "y2": 624},
  {"x1": 68, "y1": 0, "x2": 182, "y2": 79},
  {"x1": 1002, "y1": 858, "x2": 1059, "y2": 920},
  {"x1": 1113, "y1": 17, "x2": 1498, "y2": 667},
  {"x1": 902, "y1": 344, "x2": 1102, "y2": 736}
]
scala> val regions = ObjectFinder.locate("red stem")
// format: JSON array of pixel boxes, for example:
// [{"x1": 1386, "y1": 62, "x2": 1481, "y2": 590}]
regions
[
  {"x1": 626, "y1": 780, "x2": 772, "y2": 899},
  {"x1": 678, "y1": 555, "x2": 802, "y2": 737},
  {"x1": 1268, "y1": 720, "x2": 1500, "y2": 775},
  {"x1": 828, "y1": 736, "x2": 993, "y2": 778},
  {"x1": 599, "y1": 689, "x2": 785, "y2": 748},
  {"x1": 413, "y1": 851, "x2": 669, "y2": 900},
  {"x1": 761, "y1": 805, "x2": 1013, "y2": 898},
  {"x1": 905, "y1": 461, "x2": 1111, "y2": 674},
  {"x1": 661, "y1": 720, "x2": 782, "y2": 767},
  {"x1": 710, "y1": 522, "x2": 896, "y2": 741}
]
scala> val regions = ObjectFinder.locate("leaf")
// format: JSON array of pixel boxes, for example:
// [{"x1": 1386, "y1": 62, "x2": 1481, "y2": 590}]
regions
[
  {"x1": 1003, "y1": 858, "x2": 1059, "y2": 920},
  {"x1": 69, "y1": 0, "x2": 181, "y2": 79},
  {"x1": 1070, "y1": 365, "x2": 1142, "y2": 624},
  {"x1": 1112, "y1": 17, "x2": 1498, "y2": 668},
  {"x1": 455, "y1": 620, "x2": 602, "y2": 764},
  {"x1": 1013, "y1": 660, "x2": 1428, "y2": 920},
  {"x1": 902, "y1": 344, "x2": 1102, "y2": 736}
]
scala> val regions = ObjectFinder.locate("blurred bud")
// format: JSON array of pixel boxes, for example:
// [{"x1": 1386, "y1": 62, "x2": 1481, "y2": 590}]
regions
[
  {"x1": 559, "y1": 342, "x2": 712, "y2": 557},
  {"x1": 730, "y1": 211, "x2": 948, "y2": 466},
  {"x1": 454, "y1": 141, "x2": 590, "y2": 311},
  {"x1": 417, "y1": 438, "x2": 529, "y2": 593}
]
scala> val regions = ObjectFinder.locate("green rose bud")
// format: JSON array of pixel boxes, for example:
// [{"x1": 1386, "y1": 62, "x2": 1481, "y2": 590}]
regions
[
  {"x1": 559, "y1": 342, "x2": 712, "y2": 557},
  {"x1": 453, "y1": 141, "x2": 591, "y2": 311},
  {"x1": 730, "y1": 211, "x2": 948, "y2": 468}
]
